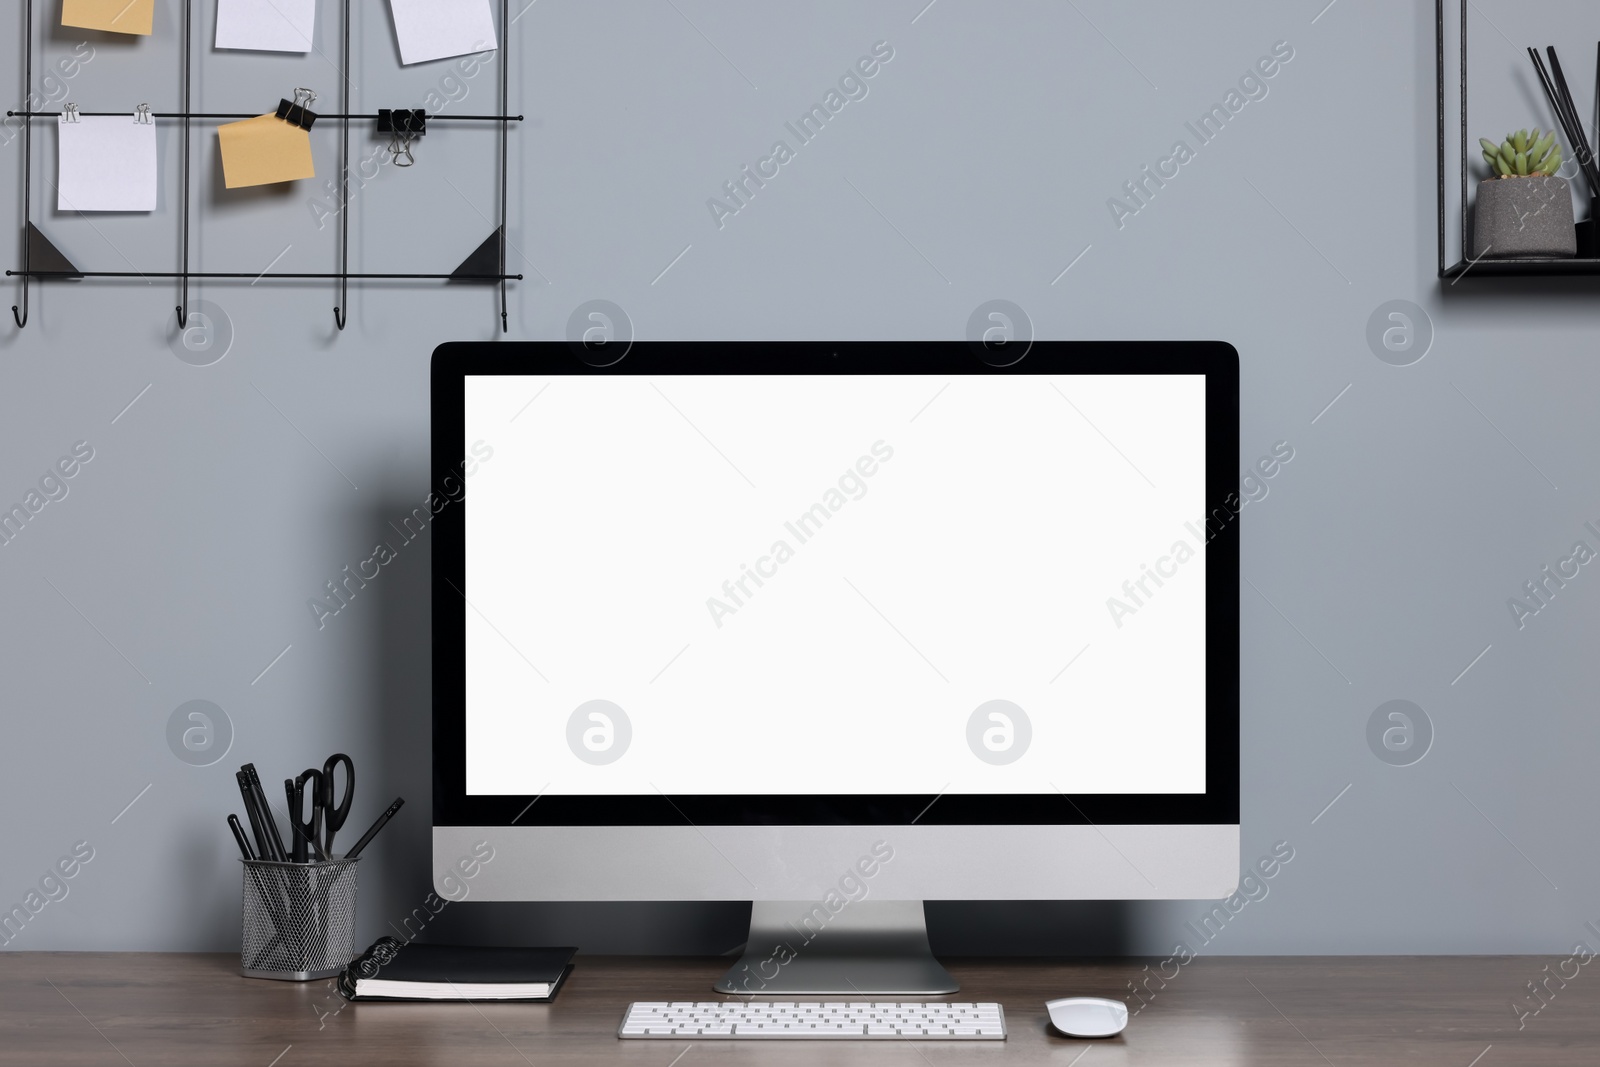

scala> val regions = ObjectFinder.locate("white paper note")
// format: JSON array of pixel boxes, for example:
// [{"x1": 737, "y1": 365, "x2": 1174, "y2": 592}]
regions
[
  {"x1": 388, "y1": 0, "x2": 498, "y2": 65},
  {"x1": 216, "y1": 0, "x2": 317, "y2": 53},
  {"x1": 58, "y1": 115, "x2": 158, "y2": 212}
]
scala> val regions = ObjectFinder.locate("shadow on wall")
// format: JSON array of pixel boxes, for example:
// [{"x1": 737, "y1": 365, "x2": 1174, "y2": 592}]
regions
[
  {"x1": 928, "y1": 902, "x2": 1137, "y2": 957},
  {"x1": 357, "y1": 490, "x2": 437, "y2": 949},
  {"x1": 428, "y1": 900, "x2": 1143, "y2": 956}
]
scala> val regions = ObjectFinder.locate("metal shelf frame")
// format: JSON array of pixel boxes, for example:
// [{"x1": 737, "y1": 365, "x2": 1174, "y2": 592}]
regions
[{"x1": 1437, "y1": 0, "x2": 1600, "y2": 279}]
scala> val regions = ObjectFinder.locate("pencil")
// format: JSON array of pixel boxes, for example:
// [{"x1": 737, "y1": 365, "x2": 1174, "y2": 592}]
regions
[
  {"x1": 1547, "y1": 48, "x2": 1593, "y2": 170},
  {"x1": 1528, "y1": 48, "x2": 1599, "y2": 189}
]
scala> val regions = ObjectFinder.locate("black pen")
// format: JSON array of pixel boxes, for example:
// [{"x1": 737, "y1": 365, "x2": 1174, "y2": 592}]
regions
[
  {"x1": 285, "y1": 776, "x2": 329, "y2": 862},
  {"x1": 228, "y1": 814, "x2": 256, "y2": 861},
  {"x1": 286, "y1": 779, "x2": 304, "y2": 863},
  {"x1": 343, "y1": 797, "x2": 405, "y2": 860}
]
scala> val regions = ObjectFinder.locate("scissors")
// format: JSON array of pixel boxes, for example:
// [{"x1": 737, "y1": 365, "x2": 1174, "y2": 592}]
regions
[
  {"x1": 287, "y1": 753, "x2": 355, "y2": 860},
  {"x1": 319, "y1": 753, "x2": 355, "y2": 856}
]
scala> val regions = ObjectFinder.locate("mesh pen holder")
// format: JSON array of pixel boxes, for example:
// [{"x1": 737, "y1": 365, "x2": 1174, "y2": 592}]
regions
[{"x1": 240, "y1": 858, "x2": 359, "y2": 981}]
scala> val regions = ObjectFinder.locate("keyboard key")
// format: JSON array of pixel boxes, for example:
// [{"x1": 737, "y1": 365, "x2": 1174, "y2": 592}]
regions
[{"x1": 619, "y1": 1000, "x2": 1006, "y2": 1040}]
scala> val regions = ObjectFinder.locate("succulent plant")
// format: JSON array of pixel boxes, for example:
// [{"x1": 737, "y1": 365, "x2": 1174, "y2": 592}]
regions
[{"x1": 1480, "y1": 129, "x2": 1563, "y2": 178}]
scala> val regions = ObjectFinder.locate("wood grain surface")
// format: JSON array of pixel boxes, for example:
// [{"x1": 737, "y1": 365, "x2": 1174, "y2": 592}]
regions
[{"x1": 1, "y1": 952, "x2": 1591, "y2": 1065}]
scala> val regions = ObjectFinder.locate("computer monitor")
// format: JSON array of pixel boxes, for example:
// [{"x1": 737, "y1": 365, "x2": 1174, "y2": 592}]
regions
[{"x1": 432, "y1": 341, "x2": 1239, "y2": 994}]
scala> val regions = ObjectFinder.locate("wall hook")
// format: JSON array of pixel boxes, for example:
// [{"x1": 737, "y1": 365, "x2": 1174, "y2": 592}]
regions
[
  {"x1": 11, "y1": 302, "x2": 26, "y2": 329},
  {"x1": 334, "y1": 306, "x2": 346, "y2": 330},
  {"x1": 176, "y1": 304, "x2": 187, "y2": 329}
]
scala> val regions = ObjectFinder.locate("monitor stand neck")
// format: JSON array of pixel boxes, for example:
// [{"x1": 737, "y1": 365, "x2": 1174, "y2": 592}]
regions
[{"x1": 714, "y1": 900, "x2": 958, "y2": 996}]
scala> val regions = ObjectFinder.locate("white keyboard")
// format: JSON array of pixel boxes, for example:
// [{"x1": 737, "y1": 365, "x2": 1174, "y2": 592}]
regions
[{"x1": 618, "y1": 1000, "x2": 1006, "y2": 1039}]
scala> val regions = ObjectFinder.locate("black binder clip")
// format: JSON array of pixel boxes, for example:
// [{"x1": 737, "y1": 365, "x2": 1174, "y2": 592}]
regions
[
  {"x1": 377, "y1": 109, "x2": 426, "y2": 167},
  {"x1": 275, "y1": 88, "x2": 318, "y2": 130}
]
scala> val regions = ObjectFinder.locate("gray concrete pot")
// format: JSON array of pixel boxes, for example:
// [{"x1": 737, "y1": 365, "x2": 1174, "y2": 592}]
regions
[{"x1": 1472, "y1": 175, "x2": 1576, "y2": 258}]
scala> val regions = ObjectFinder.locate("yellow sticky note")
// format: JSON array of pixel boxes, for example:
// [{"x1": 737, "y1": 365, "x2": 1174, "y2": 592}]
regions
[
  {"x1": 217, "y1": 114, "x2": 315, "y2": 189},
  {"x1": 62, "y1": 0, "x2": 155, "y2": 36}
]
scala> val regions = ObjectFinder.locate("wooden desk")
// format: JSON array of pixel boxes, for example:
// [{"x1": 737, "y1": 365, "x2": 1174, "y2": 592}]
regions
[{"x1": 1, "y1": 953, "x2": 1591, "y2": 1064}]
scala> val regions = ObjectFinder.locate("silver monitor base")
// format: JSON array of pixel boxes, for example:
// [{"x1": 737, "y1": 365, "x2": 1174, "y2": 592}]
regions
[{"x1": 715, "y1": 900, "x2": 959, "y2": 996}]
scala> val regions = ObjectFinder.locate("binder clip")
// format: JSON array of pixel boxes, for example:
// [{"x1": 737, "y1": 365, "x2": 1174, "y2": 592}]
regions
[
  {"x1": 377, "y1": 109, "x2": 426, "y2": 167},
  {"x1": 61, "y1": 103, "x2": 80, "y2": 124},
  {"x1": 134, "y1": 103, "x2": 152, "y2": 125},
  {"x1": 275, "y1": 88, "x2": 318, "y2": 130}
]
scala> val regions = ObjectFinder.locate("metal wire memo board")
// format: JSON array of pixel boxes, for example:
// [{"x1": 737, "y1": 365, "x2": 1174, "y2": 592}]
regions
[{"x1": 8, "y1": 0, "x2": 521, "y2": 332}]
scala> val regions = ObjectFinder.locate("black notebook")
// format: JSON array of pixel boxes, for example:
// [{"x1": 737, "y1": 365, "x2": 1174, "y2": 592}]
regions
[{"x1": 339, "y1": 938, "x2": 576, "y2": 1001}]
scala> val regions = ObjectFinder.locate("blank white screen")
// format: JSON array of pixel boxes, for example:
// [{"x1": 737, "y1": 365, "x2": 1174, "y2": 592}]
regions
[{"x1": 465, "y1": 373, "x2": 1207, "y2": 796}]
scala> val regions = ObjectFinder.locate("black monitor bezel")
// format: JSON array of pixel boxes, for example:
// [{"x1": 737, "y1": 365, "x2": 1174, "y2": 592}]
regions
[{"x1": 433, "y1": 341, "x2": 1239, "y2": 827}]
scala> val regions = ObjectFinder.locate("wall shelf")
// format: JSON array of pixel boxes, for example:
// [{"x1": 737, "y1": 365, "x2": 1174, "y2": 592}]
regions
[
  {"x1": 9, "y1": 0, "x2": 519, "y2": 332},
  {"x1": 1442, "y1": 257, "x2": 1600, "y2": 277},
  {"x1": 1435, "y1": 0, "x2": 1600, "y2": 280}
]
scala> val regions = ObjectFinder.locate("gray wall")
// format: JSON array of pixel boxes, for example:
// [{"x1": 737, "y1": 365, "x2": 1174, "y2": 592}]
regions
[{"x1": 2, "y1": 0, "x2": 1596, "y2": 956}]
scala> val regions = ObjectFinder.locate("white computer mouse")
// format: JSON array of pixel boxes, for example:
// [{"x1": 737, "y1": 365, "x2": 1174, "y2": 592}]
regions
[{"x1": 1046, "y1": 996, "x2": 1128, "y2": 1038}]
